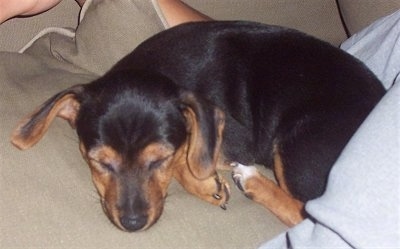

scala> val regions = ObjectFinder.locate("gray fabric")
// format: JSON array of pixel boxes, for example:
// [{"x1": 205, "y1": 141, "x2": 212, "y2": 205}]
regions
[
  {"x1": 341, "y1": 9, "x2": 400, "y2": 90},
  {"x1": 260, "y1": 9, "x2": 400, "y2": 249}
]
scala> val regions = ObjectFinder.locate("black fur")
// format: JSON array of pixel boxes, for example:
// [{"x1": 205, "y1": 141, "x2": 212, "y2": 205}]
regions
[
  {"x1": 76, "y1": 70, "x2": 187, "y2": 161},
  {"x1": 82, "y1": 21, "x2": 385, "y2": 201}
]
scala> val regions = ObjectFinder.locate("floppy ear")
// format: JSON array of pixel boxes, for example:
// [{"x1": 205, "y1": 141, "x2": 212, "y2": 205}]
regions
[
  {"x1": 180, "y1": 91, "x2": 225, "y2": 180},
  {"x1": 10, "y1": 85, "x2": 84, "y2": 150}
]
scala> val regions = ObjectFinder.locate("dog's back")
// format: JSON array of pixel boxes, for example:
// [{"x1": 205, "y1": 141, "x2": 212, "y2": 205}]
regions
[{"x1": 112, "y1": 21, "x2": 385, "y2": 201}]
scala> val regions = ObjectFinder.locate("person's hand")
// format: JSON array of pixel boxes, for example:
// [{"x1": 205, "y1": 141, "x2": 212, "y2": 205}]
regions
[{"x1": 0, "y1": 0, "x2": 85, "y2": 24}]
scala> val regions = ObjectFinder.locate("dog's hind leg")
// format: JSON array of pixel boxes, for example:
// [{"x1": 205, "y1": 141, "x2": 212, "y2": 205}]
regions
[{"x1": 232, "y1": 162, "x2": 305, "y2": 227}]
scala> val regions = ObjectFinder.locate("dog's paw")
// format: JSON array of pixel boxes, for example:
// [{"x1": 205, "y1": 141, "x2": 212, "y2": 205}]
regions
[
  {"x1": 231, "y1": 162, "x2": 259, "y2": 198},
  {"x1": 212, "y1": 173, "x2": 231, "y2": 209},
  {"x1": 174, "y1": 167, "x2": 230, "y2": 209},
  {"x1": 196, "y1": 173, "x2": 230, "y2": 210}
]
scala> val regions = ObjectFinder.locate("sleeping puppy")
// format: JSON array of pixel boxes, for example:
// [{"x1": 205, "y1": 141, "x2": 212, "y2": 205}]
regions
[{"x1": 11, "y1": 21, "x2": 385, "y2": 231}]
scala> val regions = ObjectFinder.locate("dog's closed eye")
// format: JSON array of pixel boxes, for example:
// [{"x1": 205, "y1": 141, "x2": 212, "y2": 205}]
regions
[
  {"x1": 87, "y1": 145, "x2": 122, "y2": 174},
  {"x1": 148, "y1": 156, "x2": 172, "y2": 171},
  {"x1": 99, "y1": 162, "x2": 116, "y2": 173},
  {"x1": 139, "y1": 143, "x2": 174, "y2": 171},
  {"x1": 89, "y1": 159, "x2": 117, "y2": 174}
]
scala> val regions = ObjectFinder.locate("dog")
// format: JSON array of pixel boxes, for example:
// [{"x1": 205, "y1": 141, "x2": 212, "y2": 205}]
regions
[{"x1": 11, "y1": 21, "x2": 385, "y2": 231}]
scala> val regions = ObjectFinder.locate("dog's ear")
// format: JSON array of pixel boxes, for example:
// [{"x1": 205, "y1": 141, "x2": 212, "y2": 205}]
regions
[
  {"x1": 11, "y1": 85, "x2": 84, "y2": 150},
  {"x1": 180, "y1": 91, "x2": 225, "y2": 180}
]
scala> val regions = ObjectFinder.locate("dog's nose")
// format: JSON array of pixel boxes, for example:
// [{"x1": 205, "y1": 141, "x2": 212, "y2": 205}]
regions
[{"x1": 120, "y1": 214, "x2": 148, "y2": 231}]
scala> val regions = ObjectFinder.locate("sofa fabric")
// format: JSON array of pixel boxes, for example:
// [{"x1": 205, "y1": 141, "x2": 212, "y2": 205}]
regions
[{"x1": 20, "y1": 0, "x2": 167, "y2": 76}]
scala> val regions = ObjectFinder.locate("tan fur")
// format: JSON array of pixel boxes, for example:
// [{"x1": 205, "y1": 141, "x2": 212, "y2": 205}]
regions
[
  {"x1": 243, "y1": 171, "x2": 305, "y2": 227},
  {"x1": 180, "y1": 95, "x2": 225, "y2": 180},
  {"x1": 81, "y1": 143, "x2": 176, "y2": 231},
  {"x1": 273, "y1": 147, "x2": 292, "y2": 195},
  {"x1": 172, "y1": 140, "x2": 230, "y2": 207},
  {"x1": 11, "y1": 94, "x2": 79, "y2": 150}
]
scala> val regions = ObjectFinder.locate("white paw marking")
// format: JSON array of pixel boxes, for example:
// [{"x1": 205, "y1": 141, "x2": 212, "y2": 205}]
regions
[
  {"x1": 232, "y1": 163, "x2": 258, "y2": 181},
  {"x1": 231, "y1": 162, "x2": 258, "y2": 191}
]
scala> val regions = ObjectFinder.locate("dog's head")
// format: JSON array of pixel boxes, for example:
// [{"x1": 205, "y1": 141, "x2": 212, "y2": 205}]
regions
[{"x1": 11, "y1": 70, "x2": 224, "y2": 231}]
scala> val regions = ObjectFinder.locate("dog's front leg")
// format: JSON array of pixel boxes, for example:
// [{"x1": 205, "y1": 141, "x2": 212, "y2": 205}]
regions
[{"x1": 173, "y1": 164, "x2": 230, "y2": 209}]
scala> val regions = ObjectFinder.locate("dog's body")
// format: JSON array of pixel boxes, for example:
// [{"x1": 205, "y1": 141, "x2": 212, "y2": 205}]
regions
[{"x1": 12, "y1": 21, "x2": 385, "y2": 230}]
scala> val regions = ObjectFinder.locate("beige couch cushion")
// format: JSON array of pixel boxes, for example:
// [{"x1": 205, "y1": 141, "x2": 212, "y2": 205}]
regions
[
  {"x1": 22, "y1": 0, "x2": 166, "y2": 76},
  {"x1": 0, "y1": 1, "x2": 287, "y2": 248}
]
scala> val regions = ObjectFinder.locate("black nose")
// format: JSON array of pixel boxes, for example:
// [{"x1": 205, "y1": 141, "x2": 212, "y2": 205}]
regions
[{"x1": 120, "y1": 214, "x2": 148, "y2": 231}]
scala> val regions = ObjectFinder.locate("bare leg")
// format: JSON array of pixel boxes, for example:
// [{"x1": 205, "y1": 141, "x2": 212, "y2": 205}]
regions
[{"x1": 157, "y1": 0, "x2": 212, "y2": 28}]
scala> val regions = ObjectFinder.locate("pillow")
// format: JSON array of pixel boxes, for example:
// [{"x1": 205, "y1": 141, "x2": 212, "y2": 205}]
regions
[{"x1": 23, "y1": 0, "x2": 166, "y2": 75}]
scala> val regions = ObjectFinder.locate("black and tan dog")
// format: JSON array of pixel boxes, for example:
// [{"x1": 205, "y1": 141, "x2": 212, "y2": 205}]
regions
[{"x1": 11, "y1": 21, "x2": 385, "y2": 231}]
